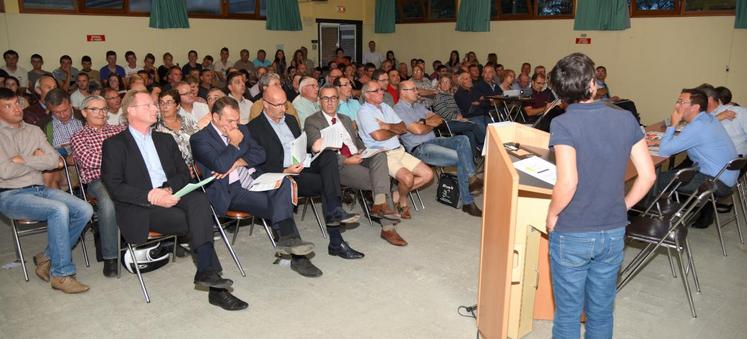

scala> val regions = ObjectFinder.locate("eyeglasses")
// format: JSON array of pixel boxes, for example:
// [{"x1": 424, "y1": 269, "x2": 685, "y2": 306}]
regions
[
  {"x1": 366, "y1": 88, "x2": 385, "y2": 93},
  {"x1": 265, "y1": 100, "x2": 287, "y2": 108},
  {"x1": 401, "y1": 87, "x2": 417, "y2": 92},
  {"x1": 675, "y1": 99, "x2": 692, "y2": 105},
  {"x1": 159, "y1": 100, "x2": 177, "y2": 106},
  {"x1": 337, "y1": 82, "x2": 351, "y2": 87},
  {"x1": 320, "y1": 96, "x2": 339, "y2": 102},
  {"x1": 83, "y1": 107, "x2": 107, "y2": 114}
]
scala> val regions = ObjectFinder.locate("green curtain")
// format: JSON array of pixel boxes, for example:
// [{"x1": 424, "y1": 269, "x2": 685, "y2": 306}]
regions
[
  {"x1": 574, "y1": 0, "x2": 630, "y2": 31},
  {"x1": 266, "y1": 0, "x2": 303, "y2": 31},
  {"x1": 455, "y1": 0, "x2": 491, "y2": 32},
  {"x1": 149, "y1": 0, "x2": 190, "y2": 29},
  {"x1": 737, "y1": 0, "x2": 747, "y2": 28},
  {"x1": 375, "y1": 0, "x2": 396, "y2": 33}
]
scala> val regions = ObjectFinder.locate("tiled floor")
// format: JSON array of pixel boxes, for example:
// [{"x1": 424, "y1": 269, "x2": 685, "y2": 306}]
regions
[{"x1": 1, "y1": 185, "x2": 745, "y2": 338}]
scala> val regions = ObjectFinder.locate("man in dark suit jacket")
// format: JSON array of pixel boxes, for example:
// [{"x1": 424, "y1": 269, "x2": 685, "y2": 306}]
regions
[
  {"x1": 101, "y1": 90, "x2": 247, "y2": 311},
  {"x1": 247, "y1": 86, "x2": 364, "y2": 260},
  {"x1": 473, "y1": 64, "x2": 502, "y2": 119},
  {"x1": 304, "y1": 85, "x2": 402, "y2": 230},
  {"x1": 190, "y1": 96, "x2": 319, "y2": 278}
]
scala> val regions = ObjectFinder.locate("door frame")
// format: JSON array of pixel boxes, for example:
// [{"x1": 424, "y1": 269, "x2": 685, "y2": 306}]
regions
[{"x1": 316, "y1": 18, "x2": 363, "y2": 66}]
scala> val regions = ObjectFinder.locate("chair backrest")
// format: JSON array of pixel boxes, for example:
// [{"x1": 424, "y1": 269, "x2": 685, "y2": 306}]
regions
[
  {"x1": 713, "y1": 156, "x2": 747, "y2": 183},
  {"x1": 671, "y1": 181, "x2": 718, "y2": 228},
  {"x1": 642, "y1": 166, "x2": 699, "y2": 217}
]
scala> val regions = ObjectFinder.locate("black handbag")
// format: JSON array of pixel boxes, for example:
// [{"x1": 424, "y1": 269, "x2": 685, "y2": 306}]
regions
[{"x1": 436, "y1": 173, "x2": 461, "y2": 208}]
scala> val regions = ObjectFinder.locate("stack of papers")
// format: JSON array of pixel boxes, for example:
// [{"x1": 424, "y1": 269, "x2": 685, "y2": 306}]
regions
[{"x1": 513, "y1": 156, "x2": 556, "y2": 185}]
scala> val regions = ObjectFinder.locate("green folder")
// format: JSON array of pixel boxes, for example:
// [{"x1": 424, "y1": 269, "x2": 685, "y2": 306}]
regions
[{"x1": 173, "y1": 175, "x2": 215, "y2": 198}]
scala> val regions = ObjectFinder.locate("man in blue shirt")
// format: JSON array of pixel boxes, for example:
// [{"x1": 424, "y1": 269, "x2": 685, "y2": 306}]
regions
[
  {"x1": 654, "y1": 88, "x2": 738, "y2": 228},
  {"x1": 393, "y1": 80, "x2": 482, "y2": 217}
]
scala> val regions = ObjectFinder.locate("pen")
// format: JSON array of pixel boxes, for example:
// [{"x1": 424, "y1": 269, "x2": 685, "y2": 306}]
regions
[{"x1": 537, "y1": 169, "x2": 549, "y2": 174}]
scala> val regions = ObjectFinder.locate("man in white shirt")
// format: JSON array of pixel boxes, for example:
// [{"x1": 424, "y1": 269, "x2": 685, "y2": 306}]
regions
[
  {"x1": 703, "y1": 85, "x2": 747, "y2": 156},
  {"x1": 123, "y1": 51, "x2": 142, "y2": 77},
  {"x1": 2, "y1": 50, "x2": 28, "y2": 92},
  {"x1": 176, "y1": 82, "x2": 210, "y2": 128},
  {"x1": 69, "y1": 73, "x2": 90, "y2": 109},
  {"x1": 362, "y1": 41, "x2": 385, "y2": 68},
  {"x1": 226, "y1": 72, "x2": 252, "y2": 124},
  {"x1": 213, "y1": 47, "x2": 232, "y2": 85}
]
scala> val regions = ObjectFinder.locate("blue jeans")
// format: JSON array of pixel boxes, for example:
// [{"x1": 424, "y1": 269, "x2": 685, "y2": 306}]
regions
[
  {"x1": 0, "y1": 186, "x2": 93, "y2": 277},
  {"x1": 412, "y1": 136, "x2": 475, "y2": 204},
  {"x1": 87, "y1": 180, "x2": 118, "y2": 260},
  {"x1": 467, "y1": 115, "x2": 488, "y2": 132},
  {"x1": 549, "y1": 227, "x2": 626, "y2": 339},
  {"x1": 447, "y1": 120, "x2": 485, "y2": 153}
]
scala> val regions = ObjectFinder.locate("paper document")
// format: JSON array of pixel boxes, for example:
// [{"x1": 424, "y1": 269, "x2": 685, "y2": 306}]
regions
[
  {"x1": 248, "y1": 173, "x2": 296, "y2": 192},
  {"x1": 290, "y1": 132, "x2": 308, "y2": 166},
  {"x1": 360, "y1": 148, "x2": 385, "y2": 159},
  {"x1": 319, "y1": 125, "x2": 344, "y2": 150},
  {"x1": 513, "y1": 156, "x2": 556, "y2": 185},
  {"x1": 174, "y1": 175, "x2": 215, "y2": 198}
]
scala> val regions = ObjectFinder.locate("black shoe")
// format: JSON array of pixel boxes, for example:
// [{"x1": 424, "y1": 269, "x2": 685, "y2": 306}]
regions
[
  {"x1": 175, "y1": 244, "x2": 189, "y2": 258},
  {"x1": 194, "y1": 271, "x2": 234, "y2": 289},
  {"x1": 462, "y1": 202, "x2": 483, "y2": 217},
  {"x1": 209, "y1": 289, "x2": 248, "y2": 311},
  {"x1": 290, "y1": 256, "x2": 323, "y2": 278},
  {"x1": 276, "y1": 237, "x2": 315, "y2": 256},
  {"x1": 102, "y1": 259, "x2": 118, "y2": 278},
  {"x1": 330, "y1": 207, "x2": 360, "y2": 224},
  {"x1": 328, "y1": 241, "x2": 365, "y2": 259}
]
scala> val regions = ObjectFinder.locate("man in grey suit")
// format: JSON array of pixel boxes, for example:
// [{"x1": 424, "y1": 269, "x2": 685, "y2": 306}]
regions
[{"x1": 304, "y1": 85, "x2": 404, "y2": 244}]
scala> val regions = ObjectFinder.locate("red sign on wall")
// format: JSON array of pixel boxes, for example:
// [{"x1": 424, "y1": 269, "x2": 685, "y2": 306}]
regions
[
  {"x1": 87, "y1": 35, "x2": 106, "y2": 42},
  {"x1": 575, "y1": 37, "x2": 591, "y2": 44}
]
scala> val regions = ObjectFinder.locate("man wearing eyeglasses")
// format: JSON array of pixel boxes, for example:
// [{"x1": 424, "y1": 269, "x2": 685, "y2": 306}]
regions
[
  {"x1": 305, "y1": 85, "x2": 401, "y2": 247},
  {"x1": 101, "y1": 89, "x2": 248, "y2": 310},
  {"x1": 103, "y1": 88, "x2": 124, "y2": 125},
  {"x1": 393, "y1": 80, "x2": 483, "y2": 217},
  {"x1": 71, "y1": 95, "x2": 126, "y2": 277},
  {"x1": 292, "y1": 77, "x2": 320, "y2": 126},
  {"x1": 524, "y1": 73, "x2": 558, "y2": 122}
]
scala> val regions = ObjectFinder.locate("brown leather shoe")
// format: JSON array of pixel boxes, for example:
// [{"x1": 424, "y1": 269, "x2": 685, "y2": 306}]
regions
[
  {"x1": 396, "y1": 204, "x2": 412, "y2": 219},
  {"x1": 462, "y1": 202, "x2": 483, "y2": 217},
  {"x1": 370, "y1": 203, "x2": 401, "y2": 220},
  {"x1": 380, "y1": 229, "x2": 408, "y2": 246},
  {"x1": 33, "y1": 252, "x2": 51, "y2": 282},
  {"x1": 51, "y1": 276, "x2": 90, "y2": 294}
]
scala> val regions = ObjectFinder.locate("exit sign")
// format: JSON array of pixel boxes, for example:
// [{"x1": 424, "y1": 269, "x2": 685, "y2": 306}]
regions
[
  {"x1": 575, "y1": 37, "x2": 591, "y2": 44},
  {"x1": 87, "y1": 34, "x2": 106, "y2": 42}
]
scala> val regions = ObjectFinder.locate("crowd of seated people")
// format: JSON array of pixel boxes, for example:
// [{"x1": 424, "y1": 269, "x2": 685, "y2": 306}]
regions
[{"x1": 4, "y1": 42, "x2": 741, "y2": 312}]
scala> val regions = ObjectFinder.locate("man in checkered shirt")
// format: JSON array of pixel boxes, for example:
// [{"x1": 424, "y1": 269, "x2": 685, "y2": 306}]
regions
[{"x1": 71, "y1": 95, "x2": 126, "y2": 278}]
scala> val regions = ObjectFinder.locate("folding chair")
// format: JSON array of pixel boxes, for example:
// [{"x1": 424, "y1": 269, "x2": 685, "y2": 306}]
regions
[
  {"x1": 708, "y1": 157, "x2": 747, "y2": 256},
  {"x1": 9, "y1": 156, "x2": 90, "y2": 282},
  {"x1": 617, "y1": 182, "x2": 716, "y2": 318}
]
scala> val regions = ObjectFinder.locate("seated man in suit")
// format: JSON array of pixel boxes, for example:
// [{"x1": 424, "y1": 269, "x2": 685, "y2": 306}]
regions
[
  {"x1": 393, "y1": 81, "x2": 483, "y2": 217},
  {"x1": 0, "y1": 87, "x2": 92, "y2": 294},
  {"x1": 247, "y1": 86, "x2": 362, "y2": 261},
  {"x1": 305, "y1": 85, "x2": 404, "y2": 246},
  {"x1": 191, "y1": 96, "x2": 320, "y2": 277},
  {"x1": 356, "y1": 80, "x2": 433, "y2": 222},
  {"x1": 101, "y1": 90, "x2": 247, "y2": 310}
]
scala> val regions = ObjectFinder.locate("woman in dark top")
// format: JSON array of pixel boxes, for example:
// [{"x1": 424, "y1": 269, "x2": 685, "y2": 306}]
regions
[
  {"x1": 546, "y1": 53, "x2": 655, "y2": 339},
  {"x1": 157, "y1": 52, "x2": 174, "y2": 86},
  {"x1": 447, "y1": 50, "x2": 460, "y2": 68},
  {"x1": 272, "y1": 49, "x2": 287, "y2": 76}
]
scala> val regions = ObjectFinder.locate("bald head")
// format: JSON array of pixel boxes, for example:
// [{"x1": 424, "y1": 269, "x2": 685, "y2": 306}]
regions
[
  {"x1": 399, "y1": 80, "x2": 418, "y2": 103},
  {"x1": 262, "y1": 86, "x2": 288, "y2": 122}
]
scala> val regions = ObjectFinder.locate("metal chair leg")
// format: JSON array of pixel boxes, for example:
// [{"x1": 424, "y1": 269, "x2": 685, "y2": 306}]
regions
[
  {"x1": 712, "y1": 198, "x2": 727, "y2": 256},
  {"x1": 116, "y1": 230, "x2": 121, "y2": 279},
  {"x1": 79, "y1": 228, "x2": 90, "y2": 268},
  {"x1": 409, "y1": 192, "x2": 419, "y2": 212},
  {"x1": 261, "y1": 219, "x2": 276, "y2": 247},
  {"x1": 309, "y1": 199, "x2": 328, "y2": 239},
  {"x1": 128, "y1": 243, "x2": 150, "y2": 303},
  {"x1": 359, "y1": 190, "x2": 373, "y2": 226},
  {"x1": 684, "y1": 239, "x2": 700, "y2": 293},
  {"x1": 301, "y1": 198, "x2": 310, "y2": 221},
  {"x1": 735, "y1": 185, "x2": 746, "y2": 244},
  {"x1": 11, "y1": 220, "x2": 29, "y2": 282},
  {"x1": 666, "y1": 247, "x2": 677, "y2": 278},
  {"x1": 231, "y1": 218, "x2": 240, "y2": 246},
  {"x1": 415, "y1": 189, "x2": 425, "y2": 210},
  {"x1": 675, "y1": 244, "x2": 697, "y2": 318},
  {"x1": 213, "y1": 216, "x2": 246, "y2": 277}
]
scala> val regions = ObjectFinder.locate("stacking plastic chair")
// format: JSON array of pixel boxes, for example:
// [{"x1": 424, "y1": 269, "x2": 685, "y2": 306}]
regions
[
  {"x1": 617, "y1": 181, "x2": 717, "y2": 318},
  {"x1": 9, "y1": 156, "x2": 90, "y2": 282},
  {"x1": 707, "y1": 157, "x2": 747, "y2": 256}
]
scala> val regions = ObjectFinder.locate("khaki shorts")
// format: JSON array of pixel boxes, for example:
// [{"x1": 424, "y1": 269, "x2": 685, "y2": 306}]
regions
[{"x1": 385, "y1": 146, "x2": 422, "y2": 177}]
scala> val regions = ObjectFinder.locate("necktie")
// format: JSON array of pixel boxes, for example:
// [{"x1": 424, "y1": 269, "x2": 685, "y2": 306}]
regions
[
  {"x1": 222, "y1": 134, "x2": 255, "y2": 189},
  {"x1": 331, "y1": 117, "x2": 353, "y2": 158}
]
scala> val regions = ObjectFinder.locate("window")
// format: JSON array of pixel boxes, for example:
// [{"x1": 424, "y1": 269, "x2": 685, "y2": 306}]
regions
[
  {"x1": 18, "y1": 0, "x2": 267, "y2": 18},
  {"x1": 491, "y1": 0, "x2": 573, "y2": 20},
  {"x1": 396, "y1": 0, "x2": 457, "y2": 23},
  {"x1": 630, "y1": 0, "x2": 736, "y2": 16}
]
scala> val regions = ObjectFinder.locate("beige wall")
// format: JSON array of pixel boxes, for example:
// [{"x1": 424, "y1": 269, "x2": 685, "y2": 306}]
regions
[
  {"x1": 0, "y1": 0, "x2": 366, "y2": 71},
  {"x1": 1, "y1": 0, "x2": 743, "y2": 124},
  {"x1": 365, "y1": 16, "x2": 746, "y2": 124}
]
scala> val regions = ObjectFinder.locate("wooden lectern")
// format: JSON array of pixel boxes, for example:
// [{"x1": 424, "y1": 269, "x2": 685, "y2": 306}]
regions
[{"x1": 476, "y1": 122, "x2": 555, "y2": 339}]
